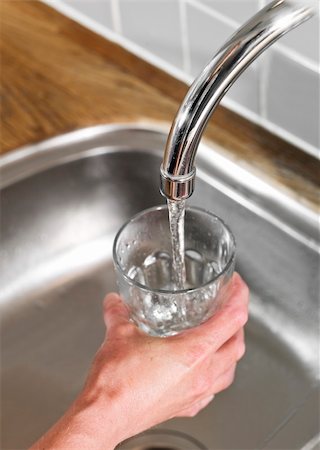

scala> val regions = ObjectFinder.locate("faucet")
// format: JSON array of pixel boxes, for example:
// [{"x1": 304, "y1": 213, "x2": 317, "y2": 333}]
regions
[{"x1": 160, "y1": 0, "x2": 314, "y2": 201}]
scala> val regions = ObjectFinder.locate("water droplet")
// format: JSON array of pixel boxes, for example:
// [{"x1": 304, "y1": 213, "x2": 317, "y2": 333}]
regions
[
  {"x1": 143, "y1": 253, "x2": 157, "y2": 268},
  {"x1": 128, "y1": 265, "x2": 145, "y2": 283},
  {"x1": 185, "y1": 249, "x2": 203, "y2": 263}
]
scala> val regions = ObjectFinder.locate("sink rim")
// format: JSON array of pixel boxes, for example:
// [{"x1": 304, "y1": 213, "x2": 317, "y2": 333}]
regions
[{"x1": 1, "y1": 123, "x2": 319, "y2": 252}]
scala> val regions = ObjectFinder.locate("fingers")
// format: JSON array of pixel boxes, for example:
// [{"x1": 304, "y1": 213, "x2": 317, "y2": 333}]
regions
[
  {"x1": 206, "y1": 328, "x2": 245, "y2": 391},
  {"x1": 210, "y1": 363, "x2": 237, "y2": 395},
  {"x1": 216, "y1": 328, "x2": 245, "y2": 362},
  {"x1": 103, "y1": 293, "x2": 131, "y2": 332},
  {"x1": 181, "y1": 273, "x2": 249, "y2": 352},
  {"x1": 177, "y1": 355, "x2": 240, "y2": 419},
  {"x1": 208, "y1": 327, "x2": 245, "y2": 382},
  {"x1": 176, "y1": 394, "x2": 215, "y2": 418}
]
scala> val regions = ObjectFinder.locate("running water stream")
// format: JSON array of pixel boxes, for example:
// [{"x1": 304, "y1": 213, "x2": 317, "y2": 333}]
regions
[{"x1": 167, "y1": 199, "x2": 186, "y2": 290}]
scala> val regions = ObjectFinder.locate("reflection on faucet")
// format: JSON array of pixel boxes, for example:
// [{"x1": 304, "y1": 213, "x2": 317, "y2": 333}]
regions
[{"x1": 160, "y1": 0, "x2": 314, "y2": 201}]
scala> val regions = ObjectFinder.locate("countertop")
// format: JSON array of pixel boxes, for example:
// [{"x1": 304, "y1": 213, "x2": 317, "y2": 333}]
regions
[{"x1": 1, "y1": 0, "x2": 319, "y2": 210}]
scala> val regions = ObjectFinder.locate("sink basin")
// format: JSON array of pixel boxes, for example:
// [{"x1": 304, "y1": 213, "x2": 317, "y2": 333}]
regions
[{"x1": 1, "y1": 124, "x2": 319, "y2": 449}]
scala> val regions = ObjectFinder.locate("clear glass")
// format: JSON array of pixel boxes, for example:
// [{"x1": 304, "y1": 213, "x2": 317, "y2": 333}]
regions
[{"x1": 113, "y1": 205, "x2": 236, "y2": 337}]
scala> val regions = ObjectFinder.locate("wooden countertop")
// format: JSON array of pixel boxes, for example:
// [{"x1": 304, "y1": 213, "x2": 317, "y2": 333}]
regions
[{"x1": 1, "y1": 1, "x2": 319, "y2": 211}]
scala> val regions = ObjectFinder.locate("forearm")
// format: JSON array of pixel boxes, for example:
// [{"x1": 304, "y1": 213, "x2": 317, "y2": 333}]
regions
[{"x1": 29, "y1": 392, "x2": 121, "y2": 450}]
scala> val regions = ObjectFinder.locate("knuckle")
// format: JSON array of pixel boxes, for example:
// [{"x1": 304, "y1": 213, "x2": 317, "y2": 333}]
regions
[
  {"x1": 230, "y1": 365, "x2": 237, "y2": 382},
  {"x1": 183, "y1": 395, "x2": 214, "y2": 418},
  {"x1": 232, "y1": 275, "x2": 249, "y2": 306},
  {"x1": 188, "y1": 408, "x2": 200, "y2": 418},
  {"x1": 234, "y1": 307, "x2": 248, "y2": 328},
  {"x1": 238, "y1": 279, "x2": 250, "y2": 306},
  {"x1": 228, "y1": 333, "x2": 245, "y2": 363},
  {"x1": 184, "y1": 405, "x2": 202, "y2": 418},
  {"x1": 222, "y1": 378, "x2": 233, "y2": 391},
  {"x1": 237, "y1": 340, "x2": 246, "y2": 361},
  {"x1": 241, "y1": 279, "x2": 250, "y2": 297},
  {"x1": 194, "y1": 373, "x2": 212, "y2": 397},
  {"x1": 221, "y1": 368, "x2": 236, "y2": 391}
]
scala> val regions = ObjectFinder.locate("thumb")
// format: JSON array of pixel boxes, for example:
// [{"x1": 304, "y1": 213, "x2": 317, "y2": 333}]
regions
[{"x1": 103, "y1": 293, "x2": 130, "y2": 332}]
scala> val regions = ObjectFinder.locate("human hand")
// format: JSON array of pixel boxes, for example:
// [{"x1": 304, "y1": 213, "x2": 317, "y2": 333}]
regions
[
  {"x1": 80, "y1": 272, "x2": 249, "y2": 447},
  {"x1": 30, "y1": 273, "x2": 249, "y2": 450}
]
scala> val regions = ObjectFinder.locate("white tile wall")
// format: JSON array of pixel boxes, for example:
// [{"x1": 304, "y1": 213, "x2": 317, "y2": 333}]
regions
[
  {"x1": 119, "y1": 0, "x2": 184, "y2": 69},
  {"x1": 198, "y1": 0, "x2": 259, "y2": 24},
  {"x1": 54, "y1": 0, "x2": 319, "y2": 156},
  {"x1": 63, "y1": 0, "x2": 113, "y2": 28},
  {"x1": 266, "y1": 49, "x2": 319, "y2": 148},
  {"x1": 279, "y1": 13, "x2": 320, "y2": 64},
  {"x1": 186, "y1": 2, "x2": 260, "y2": 113}
]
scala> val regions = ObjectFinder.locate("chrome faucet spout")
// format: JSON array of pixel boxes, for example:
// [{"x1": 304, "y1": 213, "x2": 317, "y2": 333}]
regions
[{"x1": 160, "y1": 0, "x2": 314, "y2": 201}]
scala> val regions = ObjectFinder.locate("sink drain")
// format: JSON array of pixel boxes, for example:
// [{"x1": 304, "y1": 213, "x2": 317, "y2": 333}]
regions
[{"x1": 118, "y1": 430, "x2": 207, "y2": 450}]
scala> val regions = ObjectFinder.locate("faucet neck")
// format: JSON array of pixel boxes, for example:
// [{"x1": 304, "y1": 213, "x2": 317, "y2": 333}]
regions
[{"x1": 160, "y1": 0, "x2": 313, "y2": 201}]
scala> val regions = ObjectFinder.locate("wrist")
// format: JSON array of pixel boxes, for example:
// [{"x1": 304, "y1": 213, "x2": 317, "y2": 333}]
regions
[
  {"x1": 30, "y1": 388, "x2": 122, "y2": 450},
  {"x1": 72, "y1": 388, "x2": 123, "y2": 450}
]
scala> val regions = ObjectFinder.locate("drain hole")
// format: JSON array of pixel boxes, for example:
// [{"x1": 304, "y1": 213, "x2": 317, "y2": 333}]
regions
[
  {"x1": 130, "y1": 446, "x2": 188, "y2": 450},
  {"x1": 118, "y1": 429, "x2": 206, "y2": 450},
  {"x1": 141, "y1": 447, "x2": 177, "y2": 450}
]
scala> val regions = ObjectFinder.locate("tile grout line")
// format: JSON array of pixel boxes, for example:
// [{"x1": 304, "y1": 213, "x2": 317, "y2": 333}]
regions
[
  {"x1": 275, "y1": 44, "x2": 319, "y2": 74},
  {"x1": 186, "y1": 0, "x2": 238, "y2": 29},
  {"x1": 41, "y1": 0, "x2": 193, "y2": 84},
  {"x1": 179, "y1": 0, "x2": 191, "y2": 75},
  {"x1": 187, "y1": 0, "x2": 318, "y2": 72},
  {"x1": 111, "y1": 0, "x2": 122, "y2": 35},
  {"x1": 262, "y1": 0, "x2": 318, "y2": 72}
]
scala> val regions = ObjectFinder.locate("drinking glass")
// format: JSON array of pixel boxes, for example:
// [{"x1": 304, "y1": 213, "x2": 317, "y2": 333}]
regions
[{"x1": 113, "y1": 205, "x2": 236, "y2": 337}]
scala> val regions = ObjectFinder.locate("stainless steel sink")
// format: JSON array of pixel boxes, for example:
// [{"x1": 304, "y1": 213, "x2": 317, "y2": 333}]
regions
[{"x1": 1, "y1": 124, "x2": 319, "y2": 450}]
